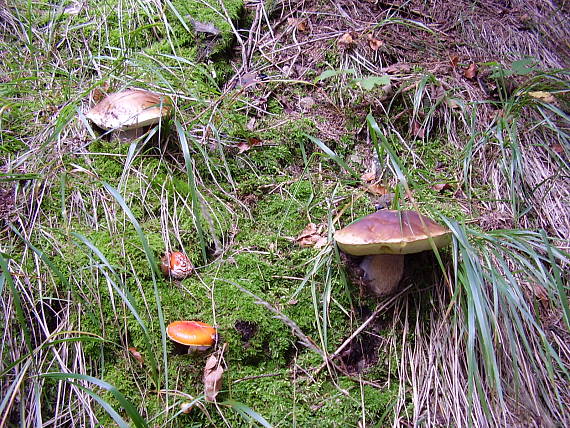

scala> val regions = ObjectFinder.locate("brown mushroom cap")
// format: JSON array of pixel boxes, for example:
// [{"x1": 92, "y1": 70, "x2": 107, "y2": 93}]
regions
[
  {"x1": 86, "y1": 89, "x2": 172, "y2": 131},
  {"x1": 334, "y1": 210, "x2": 451, "y2": 256},
  {"x1": 166, "y1": 321, "x2": 217, "y2": 349}
]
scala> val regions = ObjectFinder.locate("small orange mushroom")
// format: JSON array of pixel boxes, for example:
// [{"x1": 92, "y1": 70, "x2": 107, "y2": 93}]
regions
[{"x1": 166, "y1": 321, "x2": 217, "y2": 352}]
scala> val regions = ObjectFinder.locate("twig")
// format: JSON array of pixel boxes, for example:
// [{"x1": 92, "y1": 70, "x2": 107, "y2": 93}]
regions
[{"x1": 313, "y1": 285, "x2": 410, "y2": 376}]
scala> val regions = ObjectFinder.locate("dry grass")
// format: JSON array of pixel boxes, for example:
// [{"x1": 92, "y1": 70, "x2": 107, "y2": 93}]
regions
[{"x1": 1, "y1": 0, "x2": 569, "y2": 426}]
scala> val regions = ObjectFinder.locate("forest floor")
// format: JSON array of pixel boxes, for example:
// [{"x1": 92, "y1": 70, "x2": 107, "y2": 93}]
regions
[{"x1": 1, "y1": 0, "x2": 569, "y2": 427}]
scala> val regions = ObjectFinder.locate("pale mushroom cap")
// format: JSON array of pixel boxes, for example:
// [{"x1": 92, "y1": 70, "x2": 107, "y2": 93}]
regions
[
  {"x1": 86, "y1": 89, "x2": 173, "y2": 130},
  {"x1": 334, "y1": 210, "x2": 451, "y2": 256},
  {"x1": 166, "y1": 321, "x2": 217, "y2": 347}
]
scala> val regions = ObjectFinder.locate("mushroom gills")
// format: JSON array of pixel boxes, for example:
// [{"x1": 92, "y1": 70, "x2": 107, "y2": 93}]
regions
[{"x1": 359, "y1": 254, "x2": 405, "y2": 295}]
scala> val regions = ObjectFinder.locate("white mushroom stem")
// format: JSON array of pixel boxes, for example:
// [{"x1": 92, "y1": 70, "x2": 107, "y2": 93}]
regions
[{"x1": 359, "y1": 254, "x2": 405, "y2": 295}]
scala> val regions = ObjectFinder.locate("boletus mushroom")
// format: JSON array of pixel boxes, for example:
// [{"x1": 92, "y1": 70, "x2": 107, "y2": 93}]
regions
[
  {"x1": 167, "y1": 321, "x2": 217, "y2": 352},
  {"x1": 85, "y1": 88, "x2": 172, "y2": 141},
  {"x1": 334, "y1": 210, "x2": 451, "y2": 295}
]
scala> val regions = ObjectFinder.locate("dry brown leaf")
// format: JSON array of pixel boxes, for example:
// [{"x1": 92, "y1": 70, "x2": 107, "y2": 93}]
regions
[
  {"x1": 432, "y1": 182, "x2": 453, "y2": 193},
  {"x1": 295, "y1": 223, "x2": 327, "y2": 249},
  {"x1": 384, "y1": 63, "x2": 411, "y2": 74},
  {"x1": 532, "y1": 284, "x2": 549, "y2": 303},
  {"x1": 360, "y1": 171, "x2": 376, "y2": 182},
  {"x1": 551, "y1": 143, "x2": 565, "y2": 155},
  {"x1": 364, "y1": 183, "x2": 388, "y2": 196},
  {"x1": 237, "y1": 137, "x2": 262, "y2": 154},
  {"x1": 91, "y1": 82, "x2": 110, "y2": 103},
  {"x1": 464, "y1": 63, "x2": 478, "y2": 80},
  {"x1": 450, "y1": 55, "x2": 459, "y2": 68},
  {"x1": 410, "y1": 118, "x2": 425, "y2": 138},
  {"x1": 337, "y1": 32, "x2": 355, "y2": 49},
  {"x1": 287, "y1": 17, "x2": 308, "y2": 32},
  {"x1": 367, "y1": 34, "x2": 384, "y2": 51},
  {"x1": 528, "y1": 91, "x2": 556, "y2": 104},
  {"x1": 190, "y1": 18, "x2": 221, "y2": 35},
  {"x1": 204, "y1": 353, "x2": 224, "y2": 402},
  {"x1": 128, "y1": 347, "x2": 144, "y2": 364},
  {"x1": 180, "y1": 402, "x2": 194, "y2": 414}
]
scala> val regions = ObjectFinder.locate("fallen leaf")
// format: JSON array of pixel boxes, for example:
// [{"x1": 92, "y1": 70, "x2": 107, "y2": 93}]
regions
[
  {"x1": 239, "y1": 72, "x2": 258, "y2": 87},
  {"x1": 445, "y1": 97, "x2": 461, "y2": 109},
  {"x1": 128, "y1": 347, "x2": 144, "y2": 364},
  {"x1": 296, "y1": 223, "x2": 327, "y2": 249},
  {"x1": 450, "y1": 55, "x2": 459, "y2": 68},
  {"x1": 532, "y1": 284, "x2": 549, "y2": 303},
  {"x1": 528, "y1": 91, "x2": 556, "y2": 104},
  {"x1": 91, "y1": 82, "x2": 110, "y2": 103},
  {"x1": 204, "y1": 352, "x2": 224, "y2": 402},
  {"x1": 337, "y1": 32, "x2": 355, "y2": 49},
  {"x1": 410, "y1": 118, "x2": 425, "y2": 139},
  {"x1": 383, "y1": 63, "x2": 411, "y2": 74},
  {"x1": 180, "y1": 402, "x2": 194, "y2": 414},
  {"x1": 367, "y1": 34, "x2": 383, "y2": 51},
  {"x1": 189, "y1": 18, "x2": 220, "y2": 35},
  {"x1": 287, "y1": 17, "x2": 308, "y2": 32},
  {"x1": 364, "y1": 183, "x2": 388, "y2": 196},
  {"x1": 375, "y1": 193, "x2": 395, "y2": 210},
  {"x1": 360, "y1": 171, "x2": 376, "y2": 182},
  {"x1": 237, "y1": 137, "x2": 262, "y2": 154},
  {"x1": 246, "y1": 117, "x2": 256, "y2": 131},
  {"x1": 464, "y1": 63, "x2": 478, "y2": 80},
  {"x1": 551, "y1": 143, "x2": 565, "y2": 155},
  {"x1": 432, "y1": 182, "x2": 453, "y2": 193},
  {"x1": 299, "y1": 96, "x2": 315, "y2": 112}
]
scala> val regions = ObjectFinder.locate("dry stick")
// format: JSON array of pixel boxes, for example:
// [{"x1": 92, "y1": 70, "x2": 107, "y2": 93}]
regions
[{"x1": 313, "y1": 286, "x2": 409, "y2": 376}]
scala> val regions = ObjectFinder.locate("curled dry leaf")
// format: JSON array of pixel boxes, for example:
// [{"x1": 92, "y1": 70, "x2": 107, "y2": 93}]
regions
[
  {"x1": 337, "y1": 32, "x2": 355, "y2": 49},
  {"x1": 432, "y1": 182, "x2": 453, "y2": 193},
  {"x1": 410, "y1": 118, "x2": 425, "y2": 139},
  {"x1": 532, "y1": 284, "x2": 549, "y2": 304},
  {"x1": 551, "y1": 143, "x2": 565, "y2": 155},
  {"x1": 450, "y1": 55, "x2": 460, "y2": 68},
  {"x1": 204, "y1": 352, "x2": 224, "y2": 402},
  {"x1": 287, "y1": 17, "x2": 308, "y2": 32},
  {"x1": 528, "y1": 91, "x2": 556, "y2": 104},
  {"x1": 464, "y1": 63, "x2": 478, "y2": 80},
  {"x1": 189, "y1": 18, "x2": 221, "y2": 35},
  {"x1": 364, "y1": 183, "x2": 388, "y2": 196},
  {"x1": 367, "y1": 34, "x2": 383, "y2": 51},
  {"x1": 360, "y1": 171, "x2": 376, "y2": 182},
  {"x1": 128, "y1": 347, "x2": 144, "y2": 364},
  {"x1": 383, "y1": 63, "x2": 411, "y2": 74},
  {"x1": 237, "y1": 137, "x2": 262, "y2": 154},
  {"x1": 180, "y1": 402, "x2": 194, "y2": 414},
  {"x1": 295, "y1": 223, "x2": 327, "y2": 249},
  {"x1": 91, "y1": 82, "x2": 110, "y2": 103}
]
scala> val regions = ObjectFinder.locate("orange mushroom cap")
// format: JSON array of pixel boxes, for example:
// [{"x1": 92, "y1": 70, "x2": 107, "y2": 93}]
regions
[{"x1": 166, "y1": 321, "x2": 217, "y2": 350}]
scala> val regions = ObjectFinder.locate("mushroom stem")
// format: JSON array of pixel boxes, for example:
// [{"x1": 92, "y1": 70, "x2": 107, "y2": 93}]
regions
[{"x1": 359, "y1": 254, "x2": 405, "y2": 295}]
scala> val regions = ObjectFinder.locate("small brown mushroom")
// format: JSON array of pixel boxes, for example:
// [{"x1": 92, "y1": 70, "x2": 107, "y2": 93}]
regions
[
  {"x1": 160, "y1": 251, "x2": 193, "y2": 280},
  {"x1": 334, "y1": 210, "x2": 451, "y2": 295},
  {"x1": 85, "y1": 88, "x2": 172, "y2": 141}
]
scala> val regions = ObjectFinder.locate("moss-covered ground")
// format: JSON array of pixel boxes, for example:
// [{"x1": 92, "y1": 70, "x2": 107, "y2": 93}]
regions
[{"x1": 2, "y1": 0, "x2": 569, "y2": 426}]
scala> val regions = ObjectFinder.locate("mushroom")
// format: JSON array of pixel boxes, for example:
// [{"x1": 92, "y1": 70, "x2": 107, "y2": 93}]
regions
[
  {"x1": 85, "y1": 88, "x2": 172, "y2": 141},
  {"x1": 160, "y1": 251, "x2": 193, "y2": 280},
  {"x1": 334, "y1": 210, "x2": 451, "y2": 295},
  {"x1": 166, "y1": 321, "x2": 217, "y2": 352}
]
